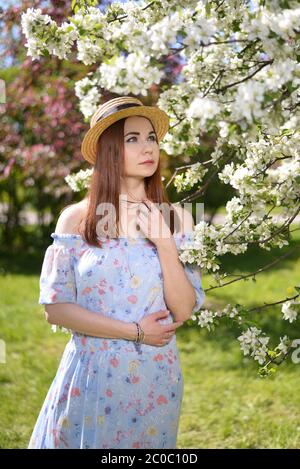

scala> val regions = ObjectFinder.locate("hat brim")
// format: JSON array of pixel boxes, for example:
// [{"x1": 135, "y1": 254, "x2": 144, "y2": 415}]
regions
[{"x1": 81, "y1": 106, "x2": 169, "y2": 165}]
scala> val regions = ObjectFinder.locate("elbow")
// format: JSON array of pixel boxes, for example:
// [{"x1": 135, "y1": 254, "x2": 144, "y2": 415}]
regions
[
  {"x1": 170, "y1": 291, "x2": 197, "y2": 322},
  {"x1": 182, "y1": 292, "x2": 198, "y2": 322},
  {"x1": 181, "y1": 309, "x2": 194, "y2": 322},
  {"x1": 44, "y1": 304, "x2": 60, "y2": 324},
  {"x1": 44, "y1": 309, "x2": 54, "y2": 324},
  {"x1": 177, "y1": 311, "x2": 193, "y2": 323},
  {"x1": 176, "y1": 303, "x2": 197, "y2": 323}
]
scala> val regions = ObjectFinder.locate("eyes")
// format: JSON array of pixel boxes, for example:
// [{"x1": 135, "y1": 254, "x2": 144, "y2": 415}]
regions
[{"x1": 126, "y1": 135, "x2": 157, "y2": 143}]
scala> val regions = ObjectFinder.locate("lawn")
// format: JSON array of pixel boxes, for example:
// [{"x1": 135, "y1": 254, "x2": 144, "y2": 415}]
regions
[{"x1": 0, "y1": 229, "x2": 299, "y2": 448}]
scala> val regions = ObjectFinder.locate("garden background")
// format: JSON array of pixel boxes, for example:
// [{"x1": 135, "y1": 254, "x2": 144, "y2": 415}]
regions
[{"x1": 0, "y1": 0, "x2": 299, "y2": 448}]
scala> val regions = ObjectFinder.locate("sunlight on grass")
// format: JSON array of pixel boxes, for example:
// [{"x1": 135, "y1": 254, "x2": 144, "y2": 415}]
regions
[{"x1": 0, "y1": 230, "x2": 299, "y2": 448}]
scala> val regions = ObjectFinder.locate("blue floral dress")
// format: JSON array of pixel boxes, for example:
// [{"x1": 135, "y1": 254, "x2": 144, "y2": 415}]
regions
[{"x1": 28, "y1": 231, "x2": 205, "y2": 449}]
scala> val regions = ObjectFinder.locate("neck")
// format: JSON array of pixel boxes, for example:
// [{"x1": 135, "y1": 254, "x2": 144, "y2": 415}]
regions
[{"x1": 120, "y1": 179, "x2": 147, "y2": 202}]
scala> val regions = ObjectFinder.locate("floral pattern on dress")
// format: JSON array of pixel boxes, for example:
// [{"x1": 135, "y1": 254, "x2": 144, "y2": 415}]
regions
[{"x1": 28, "y1": 231, "x2": 205, "y2": 449}]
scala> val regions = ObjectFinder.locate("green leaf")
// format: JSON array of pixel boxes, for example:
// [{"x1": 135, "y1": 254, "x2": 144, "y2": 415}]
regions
[
  {"x1": 205, "y1": 3, "x2": 211, "y2": 15},
  {"x1": 264, "y1": 93, "x2": 274, "y2": 103},
  {"x1": 232, "y1": 20, "x2": 241, "y2": 32},
  {"x1": 267, "y1": 350, "x2": 277, "y2": 359}
]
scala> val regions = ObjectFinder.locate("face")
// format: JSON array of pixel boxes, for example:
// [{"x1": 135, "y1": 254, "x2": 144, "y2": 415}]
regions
[{"x1": 123, "y1": 115, "x2": 159, "y2": 178}]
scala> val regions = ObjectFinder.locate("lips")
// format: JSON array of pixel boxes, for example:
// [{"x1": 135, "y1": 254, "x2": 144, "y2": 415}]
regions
[{"x1": 139, "y1": 160, "x2": 154, "y2": 164}]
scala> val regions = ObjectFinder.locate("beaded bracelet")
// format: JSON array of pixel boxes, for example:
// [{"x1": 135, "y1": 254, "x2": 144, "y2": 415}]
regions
[
  {"x1": 133, "y1": 321, "x2": 145, "y2": 344},
  {"x1": 133, "y1": 322, "x2": 140, "y2": 343},
  {"x1": 134, "y1": 322, "x2": 142, "y2": 343}
]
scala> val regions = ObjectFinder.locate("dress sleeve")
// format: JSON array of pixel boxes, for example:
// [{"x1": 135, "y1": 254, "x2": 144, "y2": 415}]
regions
[
  {"x1": 39, "y1": 242, "x2": 77, "y2": 305},
  {"x1": 181, "y1": 263, "x2": 205, "y2": 313},
  {"x1": 175, "y1": 232, "x2": 205, "y2": 313}
]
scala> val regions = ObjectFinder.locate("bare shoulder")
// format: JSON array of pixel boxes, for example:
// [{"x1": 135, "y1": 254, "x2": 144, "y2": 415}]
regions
[
  {"x1": 170, "y1": 203, "x2": 195, "y2": 233},
  {"x1": 55, "y1": 199, "x2": 88, "y2": 235}
]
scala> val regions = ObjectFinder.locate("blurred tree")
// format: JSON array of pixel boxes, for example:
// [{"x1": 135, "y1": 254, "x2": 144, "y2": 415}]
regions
[
  {"x1": 0, "y1": 0, "x2": 230, "y2": 249},
  {"x1": 0, "y1": 1, "x2": 92, "y2": 247}
]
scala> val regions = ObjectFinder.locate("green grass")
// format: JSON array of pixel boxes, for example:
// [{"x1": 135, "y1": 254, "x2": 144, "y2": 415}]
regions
[{"x1": 0, "y1": 230, "x2": 299, "y2": 448}]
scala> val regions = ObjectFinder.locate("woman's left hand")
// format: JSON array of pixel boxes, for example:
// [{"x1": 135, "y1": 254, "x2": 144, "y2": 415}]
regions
[{"x1": 136, "y1": 200, "x2": 172, "y2": 246}]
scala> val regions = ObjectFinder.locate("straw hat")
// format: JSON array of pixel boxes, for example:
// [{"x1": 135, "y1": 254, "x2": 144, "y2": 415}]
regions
[{"x1": 81, "y1": 96, "x2": 170, "y2": 165}]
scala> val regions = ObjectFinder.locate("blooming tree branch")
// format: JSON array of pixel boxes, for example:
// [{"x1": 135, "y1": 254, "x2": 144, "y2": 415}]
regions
[{"x1": 21, "y1": 0, "x2": 300, "y2": 375}]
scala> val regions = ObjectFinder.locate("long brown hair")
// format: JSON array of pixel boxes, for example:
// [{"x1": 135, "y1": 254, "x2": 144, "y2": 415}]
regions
[{"x1": 74, "y1": 116, "x2": 180, "y2": 247}]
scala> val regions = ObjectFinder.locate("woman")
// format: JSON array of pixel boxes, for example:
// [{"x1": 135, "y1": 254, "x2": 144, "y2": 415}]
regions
[{"x1": 28, "y1": 96, "x2": 205, "y2": 449}]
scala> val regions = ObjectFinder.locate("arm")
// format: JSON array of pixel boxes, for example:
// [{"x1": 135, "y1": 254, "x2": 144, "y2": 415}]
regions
[
  {"x1": 45, "y1": 303, "x2": 137, "y2": 341},
  {"x1": 156, "y1": 207, "x2": 197, "y2": 322},
  {"x1": 44, "y1": 204, "x2": 137, "y2": 341}
]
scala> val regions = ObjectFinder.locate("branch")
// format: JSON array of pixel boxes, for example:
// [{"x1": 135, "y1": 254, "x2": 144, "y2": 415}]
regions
[
  {"x1": 225, "y1": 204, "x2": 300, "y2": 246},
  {"x1": 216, "y1": 60, "x2": 273, "y2": 94},
  {"x1": 237, "y1": 38, "x2": 260, "y2": 57},
  {"x1": 247, "y1": 293, "x2": 299, "y2": 313},
  {"x1": 222, "y1": 211, "x2": 253, "y2": 241},
  {"x1": 205, "y1": 246, "x2": 298, "y2": 292},
  {"x1": 166, "y1": 157, "x2": 213, "y2": 190},
  {"x1": 178, "y1": 152, "x2": 234, "y2": 203},
  {"x1": 202, "y1": 71, "x2": 224, "y2": 98},
  {"x1": 253, "y1": 154, "x2": 294, "y2": 178},
  {"x1": 107, "y1": 1, "x2": 155, "y2": 23}
]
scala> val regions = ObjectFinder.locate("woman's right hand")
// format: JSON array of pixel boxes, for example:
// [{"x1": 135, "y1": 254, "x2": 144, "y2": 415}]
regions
[{"x1": 138, "y1": 309, "x2": 183, "y2": 347}]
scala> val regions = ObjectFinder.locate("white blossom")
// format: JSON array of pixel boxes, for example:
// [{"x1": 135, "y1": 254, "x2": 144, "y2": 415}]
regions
[
  {"x1": 186, "y1": 96, "x2": 221, "y2": 128},
  {"x1": 174, "y1": 162, "x2": 208, "y2": 192},
  {"x1": 21, "y1": 1, "x2": 300, "y2": 370},
  {"x1": 75, "y1": 76, "x2": 102, "y2": 119},
  {"x1": 98, "y1": 53, "x2": 164, "y2": 97},
  {"x1": 281, "y1": 300, "x2": 299, "y2": 323},
  {"x1": 65, "y1": 168, "x2": 93, "y2": 192},
  {"x1": 277, "y1": 335, "x2": 290, "y2": 355},
  {"x1": 196, "y1": 309, "x2": 215, "y2": 330},
  {"x1": 238, "y1": 327, "x2": 270, "y2": 365}
]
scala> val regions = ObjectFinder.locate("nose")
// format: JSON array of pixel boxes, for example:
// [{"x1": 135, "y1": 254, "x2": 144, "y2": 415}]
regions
[{"x1": 142, "y1": 139, "x2": 153, "y2": 154}]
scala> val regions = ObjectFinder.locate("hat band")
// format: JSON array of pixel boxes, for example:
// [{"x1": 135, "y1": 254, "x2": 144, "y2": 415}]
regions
[{"x1": 96, "y1": 102, "x2": 142, "y2": 122}]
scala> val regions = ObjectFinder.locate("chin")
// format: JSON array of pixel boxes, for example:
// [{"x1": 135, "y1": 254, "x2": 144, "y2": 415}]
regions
[
  {"x1": 139, "y1": 169, "x2": 156, "y2": 177},
  {"x1": 138, "y1": 163, "x2": 157, "y2": 171}
]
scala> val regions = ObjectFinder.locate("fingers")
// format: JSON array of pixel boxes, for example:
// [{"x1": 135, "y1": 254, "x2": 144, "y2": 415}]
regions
[
  {"x1": 164, "y1": 321, "x2": 183, "y2": 332},
  {"x1": 154, "y1": 309, "x2": 170, "y2": 319},
  {"x1": 160, "y1": 333, "x2": 175, "y2": 347}
]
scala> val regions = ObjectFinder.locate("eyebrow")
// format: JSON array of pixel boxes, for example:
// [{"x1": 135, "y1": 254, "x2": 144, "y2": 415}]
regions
[{"x1": 124, "y1": 130, "x2": 156, "y2": 137}]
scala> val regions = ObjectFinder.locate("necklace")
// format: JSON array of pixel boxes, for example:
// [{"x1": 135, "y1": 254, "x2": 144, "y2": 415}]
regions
[
  {"x1": 119, "y1": 192, "x2": 150, "y2": 237},
  {"x1": 120, "y1": 191, "x2": 151, "y2": 213},
  {"x1": 128, "y1": 189, "x2": 146, "y2": 201},
  {"x1": 120, "y1": 190, "x2": 146, "y2": 203}
]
